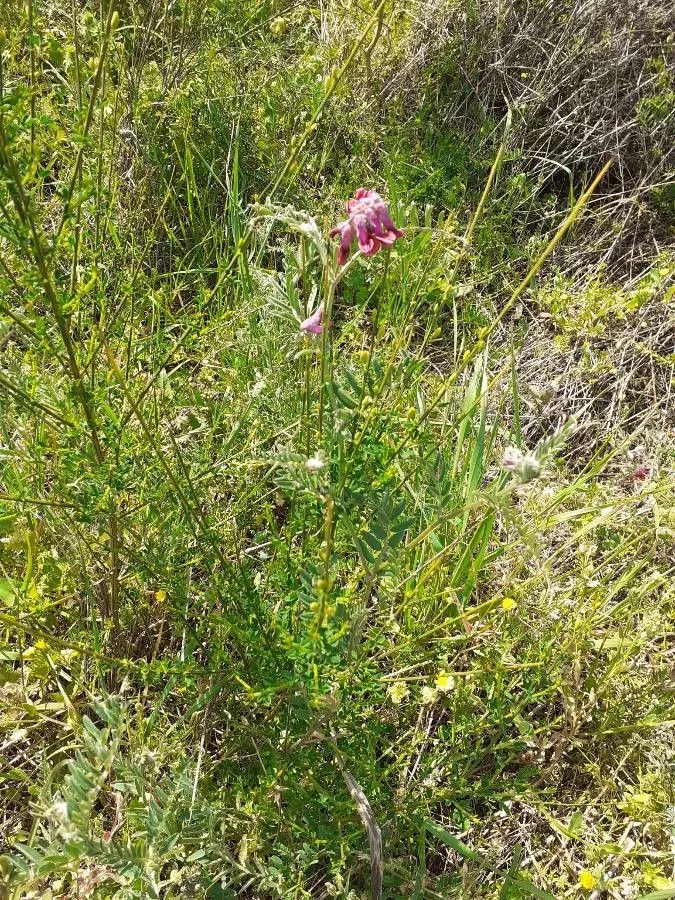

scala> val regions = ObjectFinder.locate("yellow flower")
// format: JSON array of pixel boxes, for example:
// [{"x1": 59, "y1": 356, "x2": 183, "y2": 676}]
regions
[
  {"x1": 35, "y1": 638, "x2": 48, "y2": 650},
  {"x1": 155, "y1": 590, "x2": 167, "y2": 603},
  {"x1": 388, "y1": 681, "x2": 409, "y2": 705},
  {"x1": 578, "y1": 870, "x2": 597, "y2": 891},
  {"x1": 501, "y1": 597, "x2": 517, "y2": 611},
  {"x1": 435, "y1": 671, "x2": 455, "y2": 692}
]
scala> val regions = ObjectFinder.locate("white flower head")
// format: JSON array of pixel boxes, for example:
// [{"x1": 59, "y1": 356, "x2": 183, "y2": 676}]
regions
[
  {"x1": 305, "y1": 450, "x2": 326, "y2": 473},
  {"x1": 502, "y1": 447, "x2": 542, "y2": 483},
  {"x1": 388, "y1": 681, "x2": 410, "y2": 705}
]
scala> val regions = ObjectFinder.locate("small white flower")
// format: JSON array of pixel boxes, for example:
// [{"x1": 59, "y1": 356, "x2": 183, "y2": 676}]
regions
[
  {"x1": 435, "y1": 671, "x2": 455, "y2": 692},
  {"x1": 50, "y1": 799, "x2": 78, "y2": 840},
  {"x1": 50, "y1": 800, "x2": 69, "y2": 822},
  {"x1": 502, "y1": 447, "x2": 541, "y2": 483},
  {"x1": 518, "y1": 454, "x2": 542, "y2": 482},
  {"x1": 305, "y1": 450, "x2": 325, "y2": 473}
]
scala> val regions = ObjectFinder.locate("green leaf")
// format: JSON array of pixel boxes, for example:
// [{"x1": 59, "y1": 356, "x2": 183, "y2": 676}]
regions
[
  {"x1": 499, "y1": 844, "x2": 522, "y2": 899},
  {"x1": 0, "y1": 579, "x2": 17, "y2": 604},
  {"x1": 332, "y1": 382, "x2": 358, "y2": 410},
  {"x1": 0, "y1": 511, "x2": 17, "y2": 535},
  {"x1": 361, "y1": 529, "x2": 382, "y2": 553},
  {"x1": 355, "y1": 538, "x2": 376, "y2": 565}
]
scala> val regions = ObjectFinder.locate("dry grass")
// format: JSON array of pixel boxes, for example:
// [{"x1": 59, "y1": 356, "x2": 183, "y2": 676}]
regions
[
  {"x1": 514, "y1": 297, "x2": 674, "y2": 453},
  {"x1": 390, "y1": 0, "x2": 674, "y2": 276}
]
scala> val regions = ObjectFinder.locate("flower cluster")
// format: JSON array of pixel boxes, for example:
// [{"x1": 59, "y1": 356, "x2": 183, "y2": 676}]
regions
[
  {"x1": 631, "y1": 462, "x2": 651, "y2": 483},
  {"x1": 329, "y1": 188, "x2": 403, "y2": 265},
  {"x1": 299, "y1": 189, "x2": 401, "y2": 337}
]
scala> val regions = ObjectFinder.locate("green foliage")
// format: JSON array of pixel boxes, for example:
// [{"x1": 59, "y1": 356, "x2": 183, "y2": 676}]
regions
[
  {"x1": 534, "y1": 256, "x2": 675, "y2": 346},
  {"x1": 1, "y1": 700, "x2": 284, "y2": 898},
  {"x1": 637, "y1": 58, "x2": 675, "y2": 132},
  {"x1": 0, "y1": 1, "x2": 673, "y2": 898}
]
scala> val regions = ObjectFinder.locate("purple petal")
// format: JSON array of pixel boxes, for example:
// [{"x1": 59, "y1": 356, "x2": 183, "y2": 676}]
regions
[
  {"x1": 375, "y1": 204, "x2": 396, "y2": 233},
  {"x1": 300, "y1": 304, "x2": 323, "y2": 335},
  {"x1": 376, "y1": 230, "x2": 397, "y2": 245},
  {"x1": 330, "y1": 189, "x2": 403, "y2": 265},
  {"x1": 337, "y1": 223, "x2": 354, "y2": 264},
  {"x1": 354, "y1": 215, "x2": 375, "y2": 255}
]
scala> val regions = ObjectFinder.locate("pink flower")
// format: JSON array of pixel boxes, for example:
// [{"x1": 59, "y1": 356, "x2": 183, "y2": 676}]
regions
[
  {"x1": 631, "y1": 463, "x2": 651, "y2": 483},
  {"x1": 300, "y1": 303, "x2": 323, "y2": 335},
  {"x1": 329, "y1": 188, "x2": 403, "y2": 265}
]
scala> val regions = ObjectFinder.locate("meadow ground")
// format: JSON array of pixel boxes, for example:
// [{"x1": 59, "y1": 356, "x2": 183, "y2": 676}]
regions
[{"x1": 0, "y1": 1, "x2": 673, "y2": 897}]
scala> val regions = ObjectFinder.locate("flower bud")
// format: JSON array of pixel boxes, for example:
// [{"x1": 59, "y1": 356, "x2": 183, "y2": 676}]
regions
[
  {"x1": 518, "y1": 454, "x2": 541, "y2": 482},
  {"x1": 502, "y1": 447, "x2": 541, "y2": 483},
  {"x1": 502, "y1": 447, "x2": 523, "y2": 471}
]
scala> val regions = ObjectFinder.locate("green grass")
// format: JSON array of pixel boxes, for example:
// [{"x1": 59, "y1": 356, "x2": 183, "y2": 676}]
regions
[{"x1": 0, "y1": 1, "x2": 674, "y2": 899}]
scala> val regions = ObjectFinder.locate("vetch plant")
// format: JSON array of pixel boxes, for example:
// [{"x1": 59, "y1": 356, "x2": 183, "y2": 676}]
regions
[
  {"x1": 2, "y1": 7, "x2": 669, "y2": 894},
  {"x1": 252, "y1": 191, "x2": 402, "y2": 450}
]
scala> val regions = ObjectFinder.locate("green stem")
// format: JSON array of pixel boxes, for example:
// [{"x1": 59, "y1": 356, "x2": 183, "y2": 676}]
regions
[
  {"x1": 0, "y1": 129, "x2": 105, "y2": 461},
  {"x1": 28, "y1": 0, "x2": 36, "y2": 155},
  {"x1": 71, "y1": 0, "x2": 82, "y2": 109},
  {"x1": 53, "y1": 0, "x2": 117, "y2": 249},
  {"x1": 304, "y1": 350, "x2": 312, "y2": 456},
  {"x1": 317, "y1": 251, "x2": 363, "y2": 440},
  {"x1": 213, "y1": 0, "x2": 389, "y2": 284}
]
